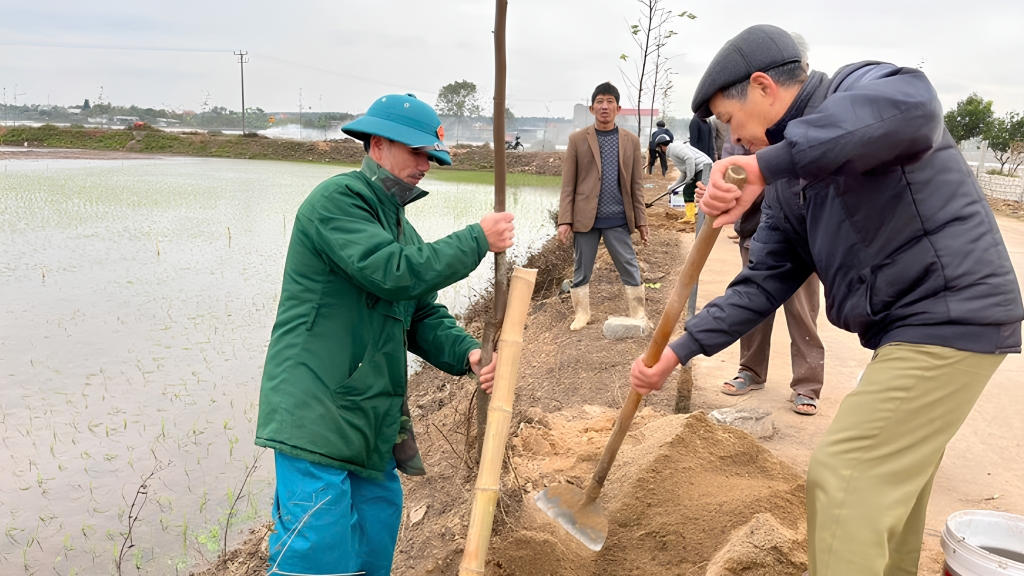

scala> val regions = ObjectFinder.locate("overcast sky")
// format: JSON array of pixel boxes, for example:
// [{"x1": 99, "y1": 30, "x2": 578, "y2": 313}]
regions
[{"x1": 2, "y1": 0, "x2": 1023, "y2": 119}]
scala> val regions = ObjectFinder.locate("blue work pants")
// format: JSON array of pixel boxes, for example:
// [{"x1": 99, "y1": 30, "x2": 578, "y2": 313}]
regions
[{"x1": 267, "y1": 451, "x2": 403, "y2": 576}]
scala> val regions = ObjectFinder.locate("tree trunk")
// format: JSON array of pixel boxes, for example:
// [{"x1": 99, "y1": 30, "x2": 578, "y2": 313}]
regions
[
  {"x1": 476, "y1": 0, "x2": 511, "y2": 464},
  {"x1": 635, "y1": 2, "x2": 655, "y2": 136}
]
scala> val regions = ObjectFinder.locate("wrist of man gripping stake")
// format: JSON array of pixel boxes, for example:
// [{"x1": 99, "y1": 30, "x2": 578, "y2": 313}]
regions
[{"x1": 667, "y1": 332, "x2": 704, "y2": 366}]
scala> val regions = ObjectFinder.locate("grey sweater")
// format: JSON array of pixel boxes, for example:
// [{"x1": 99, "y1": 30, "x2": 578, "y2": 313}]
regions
[{"x1": 594, "y1": 127, "x2": 627, "y2": 228}]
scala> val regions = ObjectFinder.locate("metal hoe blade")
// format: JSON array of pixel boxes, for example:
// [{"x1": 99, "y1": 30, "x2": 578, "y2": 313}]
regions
[{"x1": 534, "y1": 484, "x2": 608, "y2": 551}]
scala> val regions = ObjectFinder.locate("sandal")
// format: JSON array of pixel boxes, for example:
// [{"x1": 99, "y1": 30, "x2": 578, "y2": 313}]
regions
[
  {"x1": 722, "y1": 371, "x2": 764, "y2": 396},
  {"x1": 791, "y1": 393, "x2": 818, "y2": 416}
]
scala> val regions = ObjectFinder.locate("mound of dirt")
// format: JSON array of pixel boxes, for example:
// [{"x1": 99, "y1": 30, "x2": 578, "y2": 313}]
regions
[
  {"x1": 706, "y1": 513, "x2": 807, "y2": 576},
  {"x1": 443, "y1": 146, "x2": 565, "y2": 176},
  {"x1": 988, "y1": 196, "x2": 1024, "y2": 221},
  {"x1": 487, "y1": 412, "x2": 807, "y2": 575},
  {"x1": 197, "y1": 411, "x2": 808, "y2": 576}
]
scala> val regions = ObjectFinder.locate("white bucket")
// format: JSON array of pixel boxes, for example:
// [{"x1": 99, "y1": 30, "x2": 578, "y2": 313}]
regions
[{"x1": 942, "y1": 510, "x2": 1024, "y2": 575}]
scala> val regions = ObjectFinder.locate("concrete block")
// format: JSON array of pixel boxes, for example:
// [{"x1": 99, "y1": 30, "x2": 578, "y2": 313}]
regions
[
  {"x1": 603, "y1": 316, "x2": 648, "y2": 340},
  {"x1": 709, "y1": 406, "x2": 775, "y2": 439}
]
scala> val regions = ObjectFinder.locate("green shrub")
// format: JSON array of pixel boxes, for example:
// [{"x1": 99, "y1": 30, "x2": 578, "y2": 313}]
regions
[{"x1": 987, "y1": 168, "x2": 1020, "y2": 178}]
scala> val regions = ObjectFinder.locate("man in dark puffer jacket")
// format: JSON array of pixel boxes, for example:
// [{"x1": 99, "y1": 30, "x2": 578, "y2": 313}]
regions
[{"x1": 630, "y1": 25, "x2": 1023, "y2": 576}]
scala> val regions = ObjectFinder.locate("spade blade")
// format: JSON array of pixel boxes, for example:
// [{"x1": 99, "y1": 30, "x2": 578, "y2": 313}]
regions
[{"x1": 534, "y1": 484, "x2": 608, "y2": 552}]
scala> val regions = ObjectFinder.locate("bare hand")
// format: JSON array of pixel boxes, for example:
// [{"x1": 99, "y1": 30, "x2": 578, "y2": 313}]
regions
[
  {"x1": 469, "y1": 349, "x2": 498, "y2": 394},
  {"x1": 694, "y1": 181, "x2": 706, "y2": 204},
  {"x1": 557, "y1": 223, "x2": 573, "y2": 245},
  {"x1": 630, "y1": 347, "x2": 680, "y2": 395},
  {"x1": 480, "y1": 212, "x2": 515, "y2": 253},
  {"x1": 699, "y1": 155, "x2": 765, "y2": 228},
  {"x1": 638, "y1": 225, "x2": 649, "y2": 246}
]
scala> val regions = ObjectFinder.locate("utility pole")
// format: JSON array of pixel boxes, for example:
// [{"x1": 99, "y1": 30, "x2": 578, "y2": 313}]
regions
[
  {"x1": 12, "y1": 85, "x2": 25, "y2": 125},
  {"x1": 320, "y1": 95, "x2": 326, "y2": 141},
  {"x1": 234, "y1": 51, "x2": 248, "y2": 134},
  {"x1": 297, "y1": 89, "x2": 304, "y2": 140},
  {"x1": 543, "y1": 101, "x2": 551, "y2": 152}
]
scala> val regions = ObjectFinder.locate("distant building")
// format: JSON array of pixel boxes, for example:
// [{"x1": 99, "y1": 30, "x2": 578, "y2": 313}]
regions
[
  {"x1": 572, "y1": 104, "x2": 593, "y2": 132},
  {"x1": 617, "y1": 108, "x2": 661, "y2": 143}
]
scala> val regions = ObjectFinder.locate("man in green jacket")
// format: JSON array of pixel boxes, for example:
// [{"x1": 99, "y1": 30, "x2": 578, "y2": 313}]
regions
[{"x1": 255, "y1": 93, "x2": 515, "y2": 576}]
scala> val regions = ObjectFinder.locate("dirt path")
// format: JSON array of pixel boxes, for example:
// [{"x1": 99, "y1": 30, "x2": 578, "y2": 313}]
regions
[{"x1": 686, "y1": 213, "x2": 1024, "y2": 573}]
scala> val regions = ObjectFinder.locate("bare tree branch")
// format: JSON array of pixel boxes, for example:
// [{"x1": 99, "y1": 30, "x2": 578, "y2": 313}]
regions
[{"x1": 619, "y1": 4, "x2": 697, "y2": 138}]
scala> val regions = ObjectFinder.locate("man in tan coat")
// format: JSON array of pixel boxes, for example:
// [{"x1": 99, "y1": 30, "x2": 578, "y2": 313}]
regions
[{"x1": 558, "y1": 82, "x2": 649, "y2": 330}]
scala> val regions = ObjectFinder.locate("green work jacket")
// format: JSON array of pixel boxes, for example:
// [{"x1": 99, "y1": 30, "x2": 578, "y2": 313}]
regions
[{"x1": 255, "y1": 157, "x2": 489, "y2": 479}]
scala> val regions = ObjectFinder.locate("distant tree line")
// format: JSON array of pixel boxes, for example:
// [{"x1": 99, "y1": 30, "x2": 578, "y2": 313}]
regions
[
  {"x1": 0, "y1": 100, "x2": 354, "y2": 133},
  {"x1": 945, "y1": 93, "x2": 1024, "y2": 176}
]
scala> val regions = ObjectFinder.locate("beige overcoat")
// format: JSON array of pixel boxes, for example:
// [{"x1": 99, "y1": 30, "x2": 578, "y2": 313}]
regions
[{"x1": 558, "y1": 124, "x2": 647, "y2": 233}]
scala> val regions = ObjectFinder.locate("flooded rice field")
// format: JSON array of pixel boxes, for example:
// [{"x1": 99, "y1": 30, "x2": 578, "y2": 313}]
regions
[{"x1": 0, "y1": 157, "x2": 558, "y2": 574}]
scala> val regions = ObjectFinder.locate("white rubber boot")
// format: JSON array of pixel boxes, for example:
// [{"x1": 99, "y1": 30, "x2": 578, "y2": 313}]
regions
[
  {"x1": 625, "y1": 284, "x2": 647, "y2": 322},
  {"x1": 569, "y1": 285, "x2": 591, "y2": 330}
]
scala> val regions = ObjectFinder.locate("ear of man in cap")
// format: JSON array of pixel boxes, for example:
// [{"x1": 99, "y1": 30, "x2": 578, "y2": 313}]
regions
[{"x1": 691, "y1": 24, "x2": 804, "y2": 119}]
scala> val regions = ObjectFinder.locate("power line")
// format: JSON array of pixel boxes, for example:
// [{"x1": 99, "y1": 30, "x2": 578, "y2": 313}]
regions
[
  {"x1": 0, "y1": 41, "x2": 228, "y2": 53},
  {"x1": 0, "y1": 42, "x2": 594, "y2": 114},
  {"x1": 251, "y1": 53, "x2": 437, "y2": 96}
]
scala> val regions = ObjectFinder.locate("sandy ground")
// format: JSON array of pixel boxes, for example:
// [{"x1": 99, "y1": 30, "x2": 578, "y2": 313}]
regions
[{"x1": 684, "y1": 213, "x2": 1024, "y2": 572}]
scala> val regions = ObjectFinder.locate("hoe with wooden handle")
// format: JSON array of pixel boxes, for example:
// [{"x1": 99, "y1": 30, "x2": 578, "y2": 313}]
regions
[{"x1": 534, "y1": 166, "x2": 748, "y2": 551}]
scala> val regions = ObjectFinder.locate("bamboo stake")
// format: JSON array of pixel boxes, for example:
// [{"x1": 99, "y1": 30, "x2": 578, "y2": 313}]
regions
[
  {"x1": 460, "y1": 266, "x2": 537, "y2": 575},
  {"x1": 475, "y1": 0, "x2": 511, "y2": 463}
]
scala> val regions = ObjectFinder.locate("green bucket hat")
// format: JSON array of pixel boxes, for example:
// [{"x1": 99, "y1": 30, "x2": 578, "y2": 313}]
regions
[{"x1": 342, "y1": 93, "x2": 451, "y2": 166}]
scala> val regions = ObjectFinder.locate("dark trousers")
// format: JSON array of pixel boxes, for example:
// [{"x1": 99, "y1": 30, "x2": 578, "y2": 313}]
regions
[
  {"x1": 738, "y1": 238, "x2": 825, "y2": 399},
  {"x1": 572, "y1": 225, "x2": 642, "y2": 288},
  {"x1": 681, "y1": 169, "x2": 704, "y2": 202},
  {"x1": 646, "y1": 147, "x2": 667, "y2": 176}
]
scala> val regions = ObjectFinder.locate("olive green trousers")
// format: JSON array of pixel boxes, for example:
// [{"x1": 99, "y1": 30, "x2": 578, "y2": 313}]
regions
[{"x1": 807, "y1": 342, "x2": 1005, "y2": 575}]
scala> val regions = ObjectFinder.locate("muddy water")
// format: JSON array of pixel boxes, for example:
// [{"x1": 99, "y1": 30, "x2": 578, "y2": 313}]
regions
[{"x1": 0, "y1": 157, "x2": 558, "y2": 574}]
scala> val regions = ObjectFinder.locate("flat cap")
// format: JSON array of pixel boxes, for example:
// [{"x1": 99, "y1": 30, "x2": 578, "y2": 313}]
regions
[{"x1": 691, "y1": 24, "x2": 802, "y2": 119}]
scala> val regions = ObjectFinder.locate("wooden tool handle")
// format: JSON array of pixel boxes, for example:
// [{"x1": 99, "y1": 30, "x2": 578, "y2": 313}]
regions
[{"x1": 583, "y1": 165, "x2": 748, "y2": 503}]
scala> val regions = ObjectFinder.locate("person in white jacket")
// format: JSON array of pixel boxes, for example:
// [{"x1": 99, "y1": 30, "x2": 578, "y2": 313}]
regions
[{"x1": 656, "y1": 134, "x2": 712, "y2": 223}]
